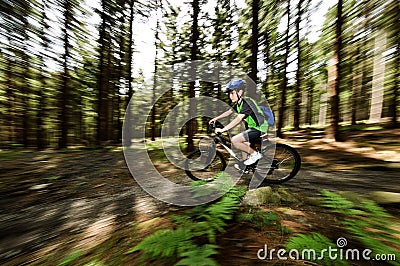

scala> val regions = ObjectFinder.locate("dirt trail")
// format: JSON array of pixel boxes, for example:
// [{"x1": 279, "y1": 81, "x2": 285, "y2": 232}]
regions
[{"x1": 0, "y1": 129, "x2": 399, "y2": 265}]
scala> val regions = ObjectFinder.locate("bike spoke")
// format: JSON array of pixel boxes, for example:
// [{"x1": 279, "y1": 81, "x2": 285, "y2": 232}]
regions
[
  {"x1": 185, "y1": 149, "x2": 226, "y2": 181},
  {"x1": 254, "y1": 144, "x2": 301, "y2": 184}
]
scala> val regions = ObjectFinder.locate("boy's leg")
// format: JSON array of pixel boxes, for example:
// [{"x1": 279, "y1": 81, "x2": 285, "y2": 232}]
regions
[
  {"x1": 232, "y1": 129, "x2": 263, "y2": 165},
  {"x1": 243, "y1": 129, "x2": 262, "y2": 165},
  {"x1": 241, "y1": 142, "x2": 251, "y2": 160},
  {"x1": 231, "y1": 132, "x2": 255, "y2": 160}
]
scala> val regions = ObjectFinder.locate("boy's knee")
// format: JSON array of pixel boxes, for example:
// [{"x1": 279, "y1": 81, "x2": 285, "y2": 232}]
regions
[
  {"x1": 231, "y1": 135, "x2": 240, "y2": 144},
  {"x1": 231, "y1": 135, "x2": 245, "y2": 146}
]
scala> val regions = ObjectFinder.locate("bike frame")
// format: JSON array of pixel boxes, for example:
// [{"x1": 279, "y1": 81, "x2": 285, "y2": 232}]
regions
[
  {"x1": 214, "y1": 135, "x2": 241, "y2": 161},
  {"x1": 186, "y1": 123, "x2": 300, "y2": 183},
  {"x1": 212, "y1": 133, "x2": 272, "y2": 171}
]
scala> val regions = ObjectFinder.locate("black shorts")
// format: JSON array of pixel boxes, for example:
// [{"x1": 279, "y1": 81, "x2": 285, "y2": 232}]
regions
[{"x1": 240, "y1": 128, "x2": 261, "y2": 144}]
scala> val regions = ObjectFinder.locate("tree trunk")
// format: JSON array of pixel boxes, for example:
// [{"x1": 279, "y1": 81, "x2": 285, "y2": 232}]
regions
[
  {"x1": 318, "y1": 91, "x2": 328, "y2": 126},
  {"x1": 21, "y1": 7, "x2": 30, "y2": 147},
  {"x1": 326, "y1": 0, "x2": 344, "y2": 141},
  {"x1": 351, "y1": 47, "x2": 362, "y2": 125},
  {"x1": 369, "y1": 31, "x2": 386, "y2": 123},
  {"x1": 186, "y1": 0, "x2": 200, "y2": 152},
  {"x1": 37, "y1": 65, "x2": 46, "y2": 150},
  {"x1": 389, "y1": 42, "x2": 399, "y2": 127},
  {"x1": 6, "y1": 52, "x2": 14, "y2": 144},
  {"x1": 388, "y1": 0, "x2": 399, "y2": 127},
  {"x1": 97, "y1": 0, "x2": 108, "y2": 144},
  {"x1": 123, "y1": 0, "x2": 135, "y2": 147},
  {"x1": 105, "y1": 44, "x2": 112, "y2": 141},
  {"x1": 305, "y1": 83, "x2": 313, "y2": 126},
  {"x1": 151, "y1": 1, "x2": 161, "y2": 141},
  {"x1": 293, "y1": 0, "x2": 304, "y2": 130},
  {"x1": 249, "y1": 0, "x2": 260, "y2": 94},
  {"x1": 277, "y1": 0, "x2": 291, "y2": 138},
  {"x1": 59, "y1": 0, "x2": 72, "y2": 149},
  {"x1": 37, "y1": 2, "x2": 49, "y2": 150}
]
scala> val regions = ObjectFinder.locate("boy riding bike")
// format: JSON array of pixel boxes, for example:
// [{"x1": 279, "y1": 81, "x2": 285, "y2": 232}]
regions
[{"x1": 209, "y1": 79, "x2": 269, "y2": 170}]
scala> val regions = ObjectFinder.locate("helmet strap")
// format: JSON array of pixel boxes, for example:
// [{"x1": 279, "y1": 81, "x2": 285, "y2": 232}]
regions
[{"x1": 236, "y1": 90, "x2": 243, "y2": 104}]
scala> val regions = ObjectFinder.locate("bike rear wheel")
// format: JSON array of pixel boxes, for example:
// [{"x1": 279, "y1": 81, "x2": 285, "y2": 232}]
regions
[
  {"x1": 185, "y1": 149, "x2": 226, "y2": 182},
  {"x1": 254, "y1": 143, "x2": 301, "y2": 184}
]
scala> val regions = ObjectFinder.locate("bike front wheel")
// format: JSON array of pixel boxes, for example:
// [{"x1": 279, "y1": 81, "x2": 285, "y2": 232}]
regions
[
  {"x1": 185, "y1": 149, "x2": 226, "y2": 182},
  {"x1": 254, "y1": 143, "x2": 301, "y2": 184}
]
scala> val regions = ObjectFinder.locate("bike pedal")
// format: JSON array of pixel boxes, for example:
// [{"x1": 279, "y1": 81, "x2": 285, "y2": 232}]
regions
[
  {"x1": 234, "y1": 163, "x2": 250, "y2": 174},
  {"x1": 237, "y1": 168, "x2": 250, "y2": 174}
]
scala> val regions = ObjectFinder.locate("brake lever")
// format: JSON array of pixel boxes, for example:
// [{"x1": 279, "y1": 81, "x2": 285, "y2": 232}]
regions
[
  {"x1": 210, "y1": 121, "x2": 216, "y2": 131},
  {"x1": 210, "y1": 121, "x2": 223, "y2": 136}
]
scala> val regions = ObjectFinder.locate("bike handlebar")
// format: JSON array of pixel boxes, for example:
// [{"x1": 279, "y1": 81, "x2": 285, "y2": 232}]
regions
[
  {"x1": 209, "y1": 121, "x2": 217, "y2": 134},
  {"x1": 209, "y1": 120, "x2": 224, "y2": 136}
]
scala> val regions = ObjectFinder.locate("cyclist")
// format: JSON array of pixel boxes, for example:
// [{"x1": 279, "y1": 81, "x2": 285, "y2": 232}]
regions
[{"x1": 209, "y1": 79, "x2": 268, "y2": 168}]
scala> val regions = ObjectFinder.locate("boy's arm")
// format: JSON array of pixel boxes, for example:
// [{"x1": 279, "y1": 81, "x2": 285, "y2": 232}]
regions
[
  {"x1": 210, "y1": 109, "x2": 233, "y2": 123},
  {"x1": 219, "y1": 113, "x2": 246, "y2": 132}
]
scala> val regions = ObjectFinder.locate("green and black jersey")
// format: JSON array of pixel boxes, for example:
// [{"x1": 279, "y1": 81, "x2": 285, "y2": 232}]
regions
[{"x1": 231, "y1": 97, "x2": 269, "y2": 133}]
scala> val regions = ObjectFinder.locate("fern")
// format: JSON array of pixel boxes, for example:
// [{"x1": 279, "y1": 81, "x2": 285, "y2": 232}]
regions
[
  {"x1": 237, "y1": 209, "x2": 279, "y2": 230},
  {"x1": 188, "y1": 191, "x2": 241, "y2": 242},
  {"x1": 57, "y1": 250, "x2": 83, "y2": 266},
  {"x1": 320, "y1": 190, "x2": 365, "y2": 216},
  {"x1": 321, "y1": 190, "x2": 400, "y2": 265},
  {"x1": 175, "y1": 244, "x2": 219, "y2": 266},
  {"x1": 129, "y1": 182, "x2": 247, "y2": 265},
  {"x1": 127, "y1": 228, "x2": 191, "y2": 258},
  {"x1": 190, "y1": 172, "x2": 245, "y2": 200},
  {"x1": 286, "y1": 233, "x2": 348, "y2": 266}
]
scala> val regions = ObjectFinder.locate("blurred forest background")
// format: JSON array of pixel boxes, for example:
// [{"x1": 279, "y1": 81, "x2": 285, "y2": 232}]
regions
[{"x1": 0, "y1": 0, "x2": 399, "y2": 150}]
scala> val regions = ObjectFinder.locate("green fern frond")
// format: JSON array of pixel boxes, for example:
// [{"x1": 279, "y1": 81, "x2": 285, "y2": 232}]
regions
[
  {"x1": 183, "y1": 205, "x2": 208, "y2": 221},
  {"x1": 190, "y1": 180, "x2": 209, "y2": 187},
  {"x1": 321, "y1": 190, "x2": 400, "y2": 265},
  {"x1": 127, "y1": 228, "x2": 191, "y2": 258},
  {"x1": 57, "y1": 250, "x2": 83, "y2": 266},
  {"x1": 320, "y1": 190, "x2": 365, "y2": 216},
  {"x1": 128, "y1": 183, "x2": 245, "y2": 264},
  {"x1": 236, "y1": 212, "x2": 255, "y2": 223},
  {"x1": 223, "y1": 185, "x2": 247, "y2": 200},
  {"x1": 360, "y1": 199, "x2": 390, "y2": 215},
  {"x1": 286, "y1": 233, "x2": 332, "y2": 250},
  {"x1": 175, "y1": 244, "x2": 219, "y2": 266},
  {"x1": 190, "y1": 221, "x2": 218, "y2": 243},
  {"x1": 237, "y1": 208, "x2": 279, "y2": 230},
  {"x1": 286, "y1": 233, "x2": 348, "y2": 266}
]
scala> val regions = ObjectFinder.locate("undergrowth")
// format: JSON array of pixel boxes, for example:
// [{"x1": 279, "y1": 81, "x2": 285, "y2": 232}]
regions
[
  {"x1": 285, "y1": 190, "x2": 400, "y2": 266},
  {"x1": 286, "y1": 233, "x2": 346, "y2": 266},
  {"x1": 127, "y1": 175, "x2": 247, "y2": 265},
  {"x1": 321, "y1": 190, "x2": 400, "y2": 265},
  {"x1": 237, "y1": 207, "x2": 291, "y2": 234}
]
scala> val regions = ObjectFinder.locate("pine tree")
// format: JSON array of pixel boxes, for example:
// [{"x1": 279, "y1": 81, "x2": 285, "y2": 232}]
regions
[
  {"x1": 211, "y1": 0, "x2": 237, "y2": 65},
  {"x1": 276, "y1": 0, "x2": 291, "y2": 138},
  {"x1": 58, "y1": 0, "x2": 73, "y2": 148},
  {"x1": 384, "y1": 0, "x2": 399, "y2": 127},
  {"x1": 249, "y1": 0, "x2": 260, "y2": 90},
  {"x1": 327, "y1": 0, "x2": 344, "y2": 141},
  {"x1": 293, "y1": 0, "x2": 305, "y2": 130},
  {"x1": 236, "y1": 0, "x2": 260, "y2": 96},
  {"x1": 186, "y1": 0, "x2": 201, "y2": 152},
  {"x1": 151, "y1": 0, "x2": 162, "y2": 141},
  {"x1": 0, "y1": 0, "x2": 33, "y2": 146},
  {"x1": 36, "y1": 0, "x2": 51, "y2": 149},
  {"x1": 259, "y1": 0, "x2": 281, "y2": 101}
]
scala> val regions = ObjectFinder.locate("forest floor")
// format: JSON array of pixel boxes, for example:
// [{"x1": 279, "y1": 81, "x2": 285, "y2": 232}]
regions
[{"x1": 0, "y1": 127, "x2": 399, "y2": 265}]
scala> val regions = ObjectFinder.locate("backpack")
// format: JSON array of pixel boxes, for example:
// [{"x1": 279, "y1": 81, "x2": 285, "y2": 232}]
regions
[{"x1": 259, "y1": 105, "x2": 275, "y2": 126}]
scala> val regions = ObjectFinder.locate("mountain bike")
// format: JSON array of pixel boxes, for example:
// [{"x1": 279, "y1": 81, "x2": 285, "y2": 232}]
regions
[{"x1": 184, "y1": 122, "x2": 301, "y2": 184}]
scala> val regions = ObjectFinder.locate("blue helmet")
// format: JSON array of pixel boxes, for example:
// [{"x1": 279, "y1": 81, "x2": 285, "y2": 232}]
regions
[{"x1": 225, "y1": 79, "x2": 246, "y2": 93}]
